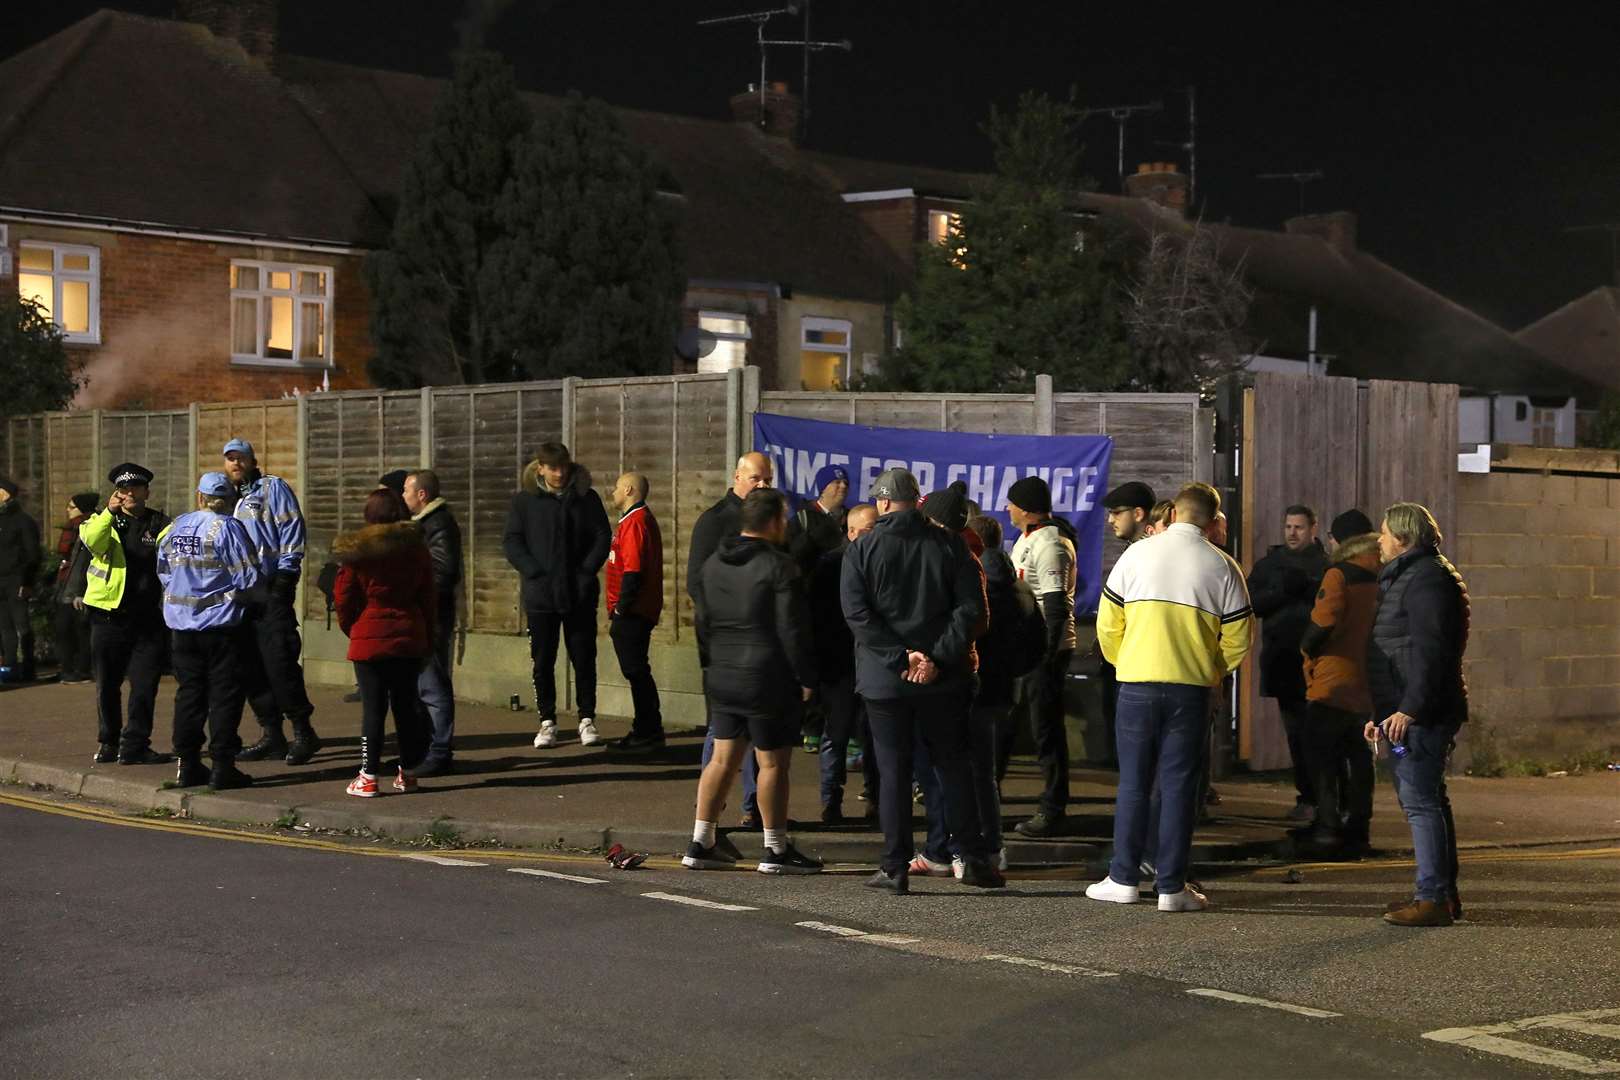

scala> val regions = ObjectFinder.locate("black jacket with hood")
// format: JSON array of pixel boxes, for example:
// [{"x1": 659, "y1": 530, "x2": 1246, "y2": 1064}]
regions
[
  {"x1": 1247, "y1": 539, "x2": 1329, "y2": 699},
  {"x1": 840, "y1": 508, "x2": 985, "y2": 701},
  {"x1": 502, "y1": 463, "x2": 611, "y2": 614},
  {"x1": 977, "y1": 546, "x2": 1043, "y2": 707},
  {"x1": 0, "y1": 500, "x2": 42, "y2": 590},
  {"x1": 694, "y1": 535, "x2": 817, "y2": 716}
]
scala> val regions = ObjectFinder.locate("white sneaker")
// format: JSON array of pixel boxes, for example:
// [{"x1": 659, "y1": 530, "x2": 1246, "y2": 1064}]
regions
[
  {"x1": 1158, "y1": 887, "x2": 1208, "y2": 912},
  {"x1": 577, "y1": 717, "x2": 599, "y2": 746},
  {"x1": 1085, "y1": 876, "x2": 1141, "y2": 904},
  {"x1": 533, "y1": 721, "x2": 557, "y2": 749},
  {"x1": 995, "y1": 848, "x2": 1008, "y2": 872},
  {"x1": 907, "y1": 854, "x2": 953, "y2": 876},
  {"x1": 951, "y1": 856, "x2": 965, "y2": 880}
]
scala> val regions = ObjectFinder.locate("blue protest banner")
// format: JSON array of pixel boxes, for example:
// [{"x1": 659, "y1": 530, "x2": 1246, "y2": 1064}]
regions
[{"x1": 752, "y1": 412, "x2": 1114, "y2": 612}]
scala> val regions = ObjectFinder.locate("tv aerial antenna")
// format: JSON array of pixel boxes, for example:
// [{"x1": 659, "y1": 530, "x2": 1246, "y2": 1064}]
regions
[
  {"x1": 1258, "y1": 170, "x2": 1325, "y2": 216},
  {"x1": 1152, "y1": 86, "x2": 1198, "y2": 204},
  {"x1": 698, "y1": 2, "x2": 852, "y2": 139},
  {"x1": 1077, "y1": 100, "x2": 1163, "y2": 188}
]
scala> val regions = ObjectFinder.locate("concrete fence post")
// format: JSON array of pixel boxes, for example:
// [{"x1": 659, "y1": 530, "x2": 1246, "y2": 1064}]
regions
[
  {"x1": 419, "y1": 386, "x2": 433, "y2": 467},
  {"x1": 1035, "y1": 373, "x2": 1054, "y2": 435},
  {"x1": 561, "y1": 377, "x2": 579, "y2": 451}
]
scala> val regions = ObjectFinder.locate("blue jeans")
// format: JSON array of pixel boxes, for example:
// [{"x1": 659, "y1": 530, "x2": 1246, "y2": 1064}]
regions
[
  {"x1": 418, "y1": 623, "x2": 455, "y2": 760},
  {"x1": 1109, "y1": 682, "x2": 1210, "y2": 895},
  {"x1": 1390, "y1": 720, "x2": 1461, "y2": 902},
  {"x1": 918, "y1": 703, "x2": 1007, "y2": 861},
  {"x1": 703, "y1": 727, "x2": 757, "y2": 818},
  {"x1": 818, "y1": 674, "x2": 863, "y2": 807}
]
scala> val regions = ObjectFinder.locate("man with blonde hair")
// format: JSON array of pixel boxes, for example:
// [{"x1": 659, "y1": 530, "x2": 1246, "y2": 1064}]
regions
[{"x1": 1088, "y1": 482, "x2": 1252, "y2": 912}]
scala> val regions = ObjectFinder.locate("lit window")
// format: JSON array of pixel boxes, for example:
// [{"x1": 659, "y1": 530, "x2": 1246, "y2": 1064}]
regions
[
  {"x1": 697, "y1": 311, "x2": 750, "y2": 373},
  {"x1": 800, "y1": 317, "x2": 852, "y2": 391},
  {"x1": 927, "y1": 209, "x2": 966, "y2": 266},
  {"x1": 230, "y1": 260, "x2": 333, "y2": 365},
  {"x1": 17, "y1": 243, "x2": 100, "y2": 343}
]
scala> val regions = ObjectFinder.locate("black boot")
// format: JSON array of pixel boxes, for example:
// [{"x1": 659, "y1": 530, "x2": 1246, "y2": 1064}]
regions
[
  {"x1": 174, "y1": 756, "x2": 211, "y2": 788},
  {"x1": 209, "y1": 760, "x2": 255, "y2": 790},
  {"x1": 237, "y1": 725, "x2": 288, "y2": 761},
  {"x1": 865, "y1": 867, "x2": 909, "y2": 895},
  {"x1": 285, "y1": 720, "x2": 322, "y2": 766}
]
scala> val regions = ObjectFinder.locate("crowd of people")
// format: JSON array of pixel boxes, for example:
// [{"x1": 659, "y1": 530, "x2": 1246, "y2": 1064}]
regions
[{"x1": 0, "y1": 437, "x2": 1471, "y2": 925}]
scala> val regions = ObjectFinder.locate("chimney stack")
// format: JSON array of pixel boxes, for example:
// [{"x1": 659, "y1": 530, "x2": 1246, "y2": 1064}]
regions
[
  {"x1": 1123, "y1": 162, "x2": 1190, "y2": 214},
  {"x1": 1285, "y1": 211, "x2": 1358, "y2": 252},
  {"x1": 176, "y1": 0, "x2": 278, "y2": 63},
  {"x1": 729, "y1": 81, "x2": 801, "y2": 142}
]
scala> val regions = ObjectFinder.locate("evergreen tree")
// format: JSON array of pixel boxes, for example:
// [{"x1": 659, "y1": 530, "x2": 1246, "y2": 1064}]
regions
[
  {"x1": 881, "y1": 92, "x2": 1131, "y2": 393},
  {"x1": 0, "y1": 294, "x2": 83, "y2": 414},
  {"x1": 486, "y1": 93, "x2": 684, "y2": 380},
  {"x1": 365, "y1": 49, "x2": 532, "y2": 387}
]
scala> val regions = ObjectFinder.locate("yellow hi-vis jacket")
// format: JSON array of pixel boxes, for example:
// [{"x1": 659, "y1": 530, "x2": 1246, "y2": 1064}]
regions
[
  {"x1": 1097, "y1": 522, "x2": 1254, "y2": 687},
  {"x1": 79, "y1": 507, "x2": 171, "y2": 613}
]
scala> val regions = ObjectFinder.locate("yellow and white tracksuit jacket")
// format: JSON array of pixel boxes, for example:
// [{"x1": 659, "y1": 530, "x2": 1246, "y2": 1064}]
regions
[{"x1": 1096, "y1": 522, "x2": 1254, "y2": 687}]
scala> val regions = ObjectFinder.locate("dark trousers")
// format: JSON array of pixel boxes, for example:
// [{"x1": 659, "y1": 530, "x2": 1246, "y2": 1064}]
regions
[
  {"x1": 609, "y1": 613, "x2": 662, "y2": 737},
  {"x1": 527, "y1": 604, "x2": 597, "y2": 721},
  {"x1": 1276, "y1": 694, "x2": 1315, "y2": 805},
  {"x1": 1025, "y1": 649, "x2": 1074, "y2": 817},
  {"x1": 921, "y1": 701, "x2": 1011, "y2": 860},
  {"x1": 53, "y1": 603, "x2": 91, "y2": 678},
  {"x1": 867, "y1": 692, "x2": 986, "y2": 874},
  {"x1": 91, "y1": 610, "x2": 164, "y2": 753},
  {"x1": 0, "y1": 591, "x2": 33, "y2": 674},
  {"x1": 1305, "y1": 702, "x2": 1374, "y2": 841},
  {"x1": 418, "y1": 615, "x2": 455, "y2": 759},
  {"x1": 247, "y1": 591, "x2": 314, "y2": 729},
  {"x1": 817, "y1": 673, "x2": 863, "y2": 807},
  {"x1": 354, "y1": 657, "x2": 430, "y2": 774},
  {"x1": 1109, "y1": 682, "x2": 1210, "y2": 895},
  {"x1": 170, "y1": 627, "x2": 248, "y2": 762}
]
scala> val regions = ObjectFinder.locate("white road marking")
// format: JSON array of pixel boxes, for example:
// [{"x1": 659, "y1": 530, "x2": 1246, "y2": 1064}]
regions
[
  {"x1": 641, "y1": 891, "x2": 757, "y2": 912},
  {"x1": 1186, "y1": 989, "x2": 1341, "y2": 1019},
  {"x1": 983, "y1": 954, "x2": 1119, "y2": 978},
  {"x1": 796, "y1": 921, "x2": 868, "y2": 937},
  {"x1": 1424, "y1": 1008, "x2": 1620, "y2": 1074},
  {"x1": 854, "y1": 933, "x2": 922, "y2": 945},
  {"x1": 401, "y1": 854, "x2": 488, "y2": 867},
  {"x1": 508, "y1": 867, "x2": 608, "y2": 885}
]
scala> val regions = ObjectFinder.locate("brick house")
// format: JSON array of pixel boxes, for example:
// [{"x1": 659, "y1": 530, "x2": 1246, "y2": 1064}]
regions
[{"x1": 0, "y1": 6, "x2": 907, "y2": 408}]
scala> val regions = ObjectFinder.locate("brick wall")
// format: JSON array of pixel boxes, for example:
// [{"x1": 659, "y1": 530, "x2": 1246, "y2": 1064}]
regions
[
  {"x1": 846, "y1": 197, "x2": 919, "y2": 272},
  {"x1": 4, "y1": 222, "x2": 373, "y2": 409},
  {"x1": 1456, "y1": 467, "x2": 1620, "y2": 759}
]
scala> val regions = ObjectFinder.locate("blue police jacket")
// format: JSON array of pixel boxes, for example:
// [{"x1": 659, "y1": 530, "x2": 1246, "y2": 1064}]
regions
[
  {"x1": 233, "y1": 471, "x2": 306, "y2": 576},
  {"x1": 158, "y1": 510, "x2": 264, "y2": 631}
]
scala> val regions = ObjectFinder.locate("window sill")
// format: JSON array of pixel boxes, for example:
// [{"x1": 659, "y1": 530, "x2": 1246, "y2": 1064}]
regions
[
  {"x1": 63, "y1": 337, "x2": 101, "y2": 348},
  {"x1": 229, "y1": 357, "x2": 337, "y2": 372}
]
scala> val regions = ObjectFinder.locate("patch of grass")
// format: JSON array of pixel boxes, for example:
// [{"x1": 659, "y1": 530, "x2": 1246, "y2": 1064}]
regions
[
  {"x1": 271, "y1": 809, "x2": 299, "y2": 829},
  {"x1": 141, "y1": 806, "x2": 177, "y2": 818},
  {"x1": 424, "y1": 817, "x2": 460, "y2": 847}
]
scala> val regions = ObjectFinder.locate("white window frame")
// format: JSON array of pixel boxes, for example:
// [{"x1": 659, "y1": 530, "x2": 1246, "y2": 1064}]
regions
[
  {"x1": 229, "y1": 258, "x2": 335, "y2": 367},
  {"x1": 801, "y1": 316, "x2": 854, "y2": 389},
  {"x1": 697, "y1": 309, "x2": 750, "y2": 373},
  {"x1": 18, "y1": 242, "x2": 100, "y2": 344}
]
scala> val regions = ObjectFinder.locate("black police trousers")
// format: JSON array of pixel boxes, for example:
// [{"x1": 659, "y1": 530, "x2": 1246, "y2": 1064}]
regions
[
  {"x1": 246, "y1": 582, "x2": 314, "y2": 729},
  {"x1": 171, "y1": 626, "x2": 250, "y2": 762},
  {"x1": 91, "y1": 609, "x2": 164, "y2": 753}
]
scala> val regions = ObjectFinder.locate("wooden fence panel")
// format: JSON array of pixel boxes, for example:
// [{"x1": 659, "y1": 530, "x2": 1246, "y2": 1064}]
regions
[
  {"x1": 195, "y1": 401, "x2": 299, "y2": 497},
  {"x1": 99, "y1": 411, "x2": 191, "y2": 519},
  {"x1": 0, "y1": 416, "x2": 48, "y2": 510},
  {"x1": 1363, "y1": 380, "x2": 1459, "y2": 542},
  {"x1": 45, "y1": 414, "x2": 98, "y2": 527}
]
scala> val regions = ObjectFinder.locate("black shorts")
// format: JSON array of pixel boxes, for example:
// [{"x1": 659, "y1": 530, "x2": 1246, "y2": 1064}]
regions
[{"x1": 710, "y1": 706, "x2": 799, "y2": 752}]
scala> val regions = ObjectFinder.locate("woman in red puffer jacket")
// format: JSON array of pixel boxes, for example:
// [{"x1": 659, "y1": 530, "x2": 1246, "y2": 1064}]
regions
[{"x1": 334, "y1": 489, "x2": 436, "y2": 797}]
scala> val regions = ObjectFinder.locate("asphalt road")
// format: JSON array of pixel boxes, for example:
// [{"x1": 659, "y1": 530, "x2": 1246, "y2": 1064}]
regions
[{"x1": 2, "y1": 794, "x2": 1616, "y2": 1079}]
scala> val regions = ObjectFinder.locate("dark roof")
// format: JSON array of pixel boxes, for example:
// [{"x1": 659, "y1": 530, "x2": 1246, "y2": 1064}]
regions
[
  {"x1": 1516, "y1": 287, "x2": 1620, "y2": 397},
  {"x1": 0, "y1": 11, "x2": 901, "y2": 302},
  {"x1": 802, "y1": 151, "x2": 992, "y2": 200}
]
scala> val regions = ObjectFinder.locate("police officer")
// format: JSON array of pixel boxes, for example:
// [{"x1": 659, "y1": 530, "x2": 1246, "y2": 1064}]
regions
[
  {"x1": 221, "y1": 438, "x2": 322, "y2": 765},
  {"x1": 159, "y1": 473, "x2": 263, "y2": 790},
  {"x1": 81, "y1": 463, "x2": 172, "y2": 765}
]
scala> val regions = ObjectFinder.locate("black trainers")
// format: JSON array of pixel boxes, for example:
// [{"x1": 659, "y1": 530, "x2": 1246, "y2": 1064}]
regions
[
  {"x1": 757, "y1": 844, "x2": 823, "y2": 875},
  {"x1": 958, "y1": 857, "x2": 1007, "y2": 889},
  {"x1": 820, "y1": 802, "x2": 844, "y2": 825},
  {"x1": 1014, "y1": 812, "x2": 1065, "y2": 838},
  {"x1": 93, "y1": 743, "x2": 117, "y2": 764},
  {"x1": 865, "y1": 867, "x2": 909, "y2": 895},
  {"x1": 208, "y1": 763, "x2": 255, "y2": 791},
  {"x1": 174, "y1": 758, "x2": 211, "y2": 788},
  {"x1": 613, "y1": 732, "x2": 667, "y2": 753},
  {"x1": 285, "y1": 727, "x2": 322, "y2": 766},
  {"x1": 237, "y1": 729, "x2": 287, "y2": 762},
  {"x1": 118, "y1": 747, "x2": 173, "y2": 766},
  {"x1": 412, "y1": 755, "x2": 454, "y2": 778},
  {"x1": 682, "y1": 841, "x2": 737, "y2": 870}
]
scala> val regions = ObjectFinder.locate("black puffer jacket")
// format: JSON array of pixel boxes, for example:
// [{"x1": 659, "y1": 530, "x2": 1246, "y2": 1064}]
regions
[
  {"x1": 695, "y1": 535, "x2": 817, "y2": 716},
  {"x1": 840, "y1": 508, "x2": 985, "y2": 701},
  {"x1": 0, "y1": 501, "x2": 41, "y2": 589},
  {"x1": 809, "y1": 547, "x2": 854, "y2": 682},
  {"x1": 977, "y1": 547, "x2": 1042, "y2": 708},
  {"x1": 1247, "y1": 540, "x2": 1329, "y2": 699},
  {"x1": 415, "y1": 498, "x2": 462, "y2": 627},
  {"x1": 1367, "y1": 544, "x2": 1470, "y2": 725},
  {"x1": 502, "y1": 464, "x2": 611, "y2": 614}
]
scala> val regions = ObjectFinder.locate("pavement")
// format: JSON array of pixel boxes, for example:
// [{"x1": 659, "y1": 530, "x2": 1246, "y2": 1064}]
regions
[
  {"x1": 2, "y1": 676, "x2": 1618, "y2": 869},
  {"x1": 10, "y1": 795, "x2": 1620, "y2": 1078}
]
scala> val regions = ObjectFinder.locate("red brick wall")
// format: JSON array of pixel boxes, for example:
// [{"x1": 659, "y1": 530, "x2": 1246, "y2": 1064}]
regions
[
  {"x1": 3, "y1": 222, "x2": 374, "y2": 409},
  {"x1": 847, "y1": 198, "x2": 920, "y2": 273}
]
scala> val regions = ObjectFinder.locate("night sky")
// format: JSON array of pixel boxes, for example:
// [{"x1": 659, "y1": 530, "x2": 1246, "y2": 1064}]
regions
[{"x1": 9, "y1": 2, "x2": 1620, "y2": 328}]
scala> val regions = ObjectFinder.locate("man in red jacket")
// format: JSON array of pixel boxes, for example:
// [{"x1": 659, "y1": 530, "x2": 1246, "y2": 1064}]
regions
[{"x1": 605, "y1": 473, "x2": 665, "y2": 752}]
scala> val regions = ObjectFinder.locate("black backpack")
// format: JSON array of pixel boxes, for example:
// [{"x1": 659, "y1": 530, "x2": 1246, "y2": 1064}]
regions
[{"x1": 986, "y1": 571, "x2": 1047, "y2": 679}]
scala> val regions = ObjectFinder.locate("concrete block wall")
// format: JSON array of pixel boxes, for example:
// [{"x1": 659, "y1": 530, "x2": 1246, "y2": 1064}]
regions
[{"x1": 1456, "y1": 469, "x2": 1620, "y2": 759}]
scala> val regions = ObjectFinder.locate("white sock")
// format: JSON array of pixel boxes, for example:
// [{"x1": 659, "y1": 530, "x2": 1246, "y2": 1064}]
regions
[
  {"x1": 693, "y1": 820, "x2": 717, "y2": 848},
  {"x1": 763, "y1": 827, "x2": 787, "y2": 854}
]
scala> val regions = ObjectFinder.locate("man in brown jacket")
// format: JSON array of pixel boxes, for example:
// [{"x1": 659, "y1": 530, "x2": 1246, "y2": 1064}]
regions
[{"x1": 1298, "y1": 509, "x2": 1379, "y2": 855}]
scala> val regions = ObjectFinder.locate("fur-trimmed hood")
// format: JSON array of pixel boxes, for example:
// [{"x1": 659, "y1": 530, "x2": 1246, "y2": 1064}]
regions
[
  {"x1": 1332, "y1": 532, "x2": 1381, "y2": 569},
  {"x1": 332, "y1": 521, "x2": 424, "y2": 564},
  {"x1": 521, "y1": 461, "x2": 594, "y2": 498}
]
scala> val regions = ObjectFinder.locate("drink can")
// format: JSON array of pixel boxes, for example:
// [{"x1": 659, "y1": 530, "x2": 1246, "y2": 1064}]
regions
[{"x1": 509, "y1": 693, "x2": 521, "y2": 712}]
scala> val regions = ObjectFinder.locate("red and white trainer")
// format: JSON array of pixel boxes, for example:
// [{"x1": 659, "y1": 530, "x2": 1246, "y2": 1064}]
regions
[
  {"x1": 392, "y1": 767, "x2": 418, "y2": 794},
  {"x1": 346, "y1": 770, "x2": 379, "y2": 798}
]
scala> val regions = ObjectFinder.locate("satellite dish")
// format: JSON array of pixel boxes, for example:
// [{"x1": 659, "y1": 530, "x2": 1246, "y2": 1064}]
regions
[{"x1": 676, "y1": 327, "x2": 718, "y2": 361}]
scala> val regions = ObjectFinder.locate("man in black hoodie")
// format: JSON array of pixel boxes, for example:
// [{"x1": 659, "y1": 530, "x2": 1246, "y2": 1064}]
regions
[
  {"x1": 503, "y1": 443, "x2": 611, "y2": 749},
  {"x1": 843, "y1": 468, "x2": 1003, "y2": 894},
  {"x1": 682, "y1": 489, "x2": 822, "y2": 875},
  {"x1": 1247, "y1": 503, "x2": 1330, "y2": 820},
  {"x1": 0, "y1": 476, "x2": 42, "y2": 682}
]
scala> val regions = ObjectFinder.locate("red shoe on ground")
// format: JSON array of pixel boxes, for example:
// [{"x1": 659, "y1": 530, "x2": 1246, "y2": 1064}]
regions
[{"x1": 346, "y1": 770, "x2": 379, "y2": 798}]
